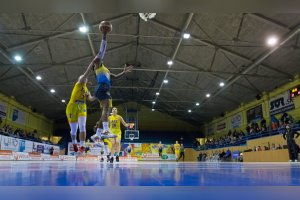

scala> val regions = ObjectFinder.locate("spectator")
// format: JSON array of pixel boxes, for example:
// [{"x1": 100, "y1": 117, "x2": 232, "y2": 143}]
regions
[
  {"x1": 220, "y1": 150, "x2": 226, "y2": 160},
  {"x1": 257, "y1": 146, "x2": 262, "y2": 151},
  {"x1": 224, "y1": 149, "x2": 231, "y2": 161},
  {"x1": 271, "y1": 143, "x2": 276, "y2": 150},
  {"x1": 246, "y1": 124, "x2": 251, "y2": 134},
  {"x1": 49, "y1": 147, "x2": 54, "y2": 155},
  {"x1": 261, "y1": 118, "x2": 267, "y2": 131},
  {"x1": 277, "y1": 144, "x2": 283, "y2": 150}
]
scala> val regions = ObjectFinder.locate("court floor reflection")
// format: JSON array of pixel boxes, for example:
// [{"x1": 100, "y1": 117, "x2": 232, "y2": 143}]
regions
[{"x1": 0, "y1": 161, "x2": 299, "y2": 186}]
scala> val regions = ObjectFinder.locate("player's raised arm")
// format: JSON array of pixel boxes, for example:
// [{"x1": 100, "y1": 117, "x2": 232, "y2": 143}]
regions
[{"x1": 111, "y1": 64, "x2": 133, "y2": 78}]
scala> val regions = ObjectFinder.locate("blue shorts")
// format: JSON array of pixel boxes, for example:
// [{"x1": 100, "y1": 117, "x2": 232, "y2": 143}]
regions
[{"x1": 94, "y1": 83, "x2": 111, "y2": 101}]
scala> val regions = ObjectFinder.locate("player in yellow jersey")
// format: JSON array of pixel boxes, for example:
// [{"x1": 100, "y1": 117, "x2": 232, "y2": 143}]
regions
[
  {"x1": 108, "y1": 107, "x2": 128, "y2": 162},
  {"x1": 93, "y1": 31, "x2": 132, "y2": 143},
  {"x1": 66, "y1": 58, "x2": 97, "y2": 153},
  {"x1": 174, "y1": 141, "x2": 181, "y2": 161}
]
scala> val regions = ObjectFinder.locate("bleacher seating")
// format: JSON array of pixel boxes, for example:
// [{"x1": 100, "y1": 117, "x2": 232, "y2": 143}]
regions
[{"x1": 196, "y1": 123, "x2": 300, "y2": 151}]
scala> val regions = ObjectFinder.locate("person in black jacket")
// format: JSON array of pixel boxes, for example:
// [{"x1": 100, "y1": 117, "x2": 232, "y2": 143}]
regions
[{"x1": 283, "y1": 124, "x2": 300, "y2": 162}]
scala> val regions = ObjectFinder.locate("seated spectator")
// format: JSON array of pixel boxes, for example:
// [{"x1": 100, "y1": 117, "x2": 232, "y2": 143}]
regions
[
  {"x1": 224, "y1": 149, "x2": 231, "y2": 160},
  {"x1": 220, "y1": 150, "x2": 226, "y2": 160},
  {"x1": 257, "y1": 146, "x2": 262, "y2": 151},
  {"x1": 276, "y1": 144, "x2": 283, "y2": 150},
  {"x1": 271, "y1": 143, "x2": 276, "y2": 150},
  {"x1": 252, "y1": 146, "x2": 256, "y2": 152},
  {"x1": 246, "y1": 124, "x2": 251, "y2": 134},
  {"x1": 261, "y1": 118, "x2": 267, "y2": 131}
]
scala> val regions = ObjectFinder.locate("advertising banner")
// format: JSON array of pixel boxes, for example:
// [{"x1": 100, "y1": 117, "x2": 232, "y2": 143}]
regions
[
  {"x1": 11, "y1": 107, "x2": 26, "y2": 125},
  {"x1": 246, "y1": 105, "x2": 263, "y2": 123},
  {"x1": 33, "y1": 142, "x2": 45, "y2": 153},
  {"x1": 0, "y1": 136, "x2": 19, "y2": 151},
  {"x1": 19, "y1": 139, "x2": 33, "y2": 152},
  {"x1": 14, "y1": 152, "x2": 30, "y2": 160},
  {"x1": 269, "y1": 91, "x2": 295, "y2": 115},
  {"x1": 231, "y1": 113, "x2": 242, "y2": 129}
]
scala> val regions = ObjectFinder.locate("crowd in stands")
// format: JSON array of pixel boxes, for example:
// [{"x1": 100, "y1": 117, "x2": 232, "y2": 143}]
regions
[
  {"x1": 194, "y1": 113, "x2": 299, "y2": 150},
  {"x1": 197, "y1": 149, "x2": 233, "y2": 162},
  {"x1": 0, "y1": 117, "x2": 53, "y2": 145}
]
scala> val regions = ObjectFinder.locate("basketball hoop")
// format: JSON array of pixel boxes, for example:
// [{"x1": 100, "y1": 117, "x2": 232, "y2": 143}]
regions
[
  {"x1": 129, "y1": 134, "x2": 134, "y2": 141},
  {"x1": 139, "y1": 13, "x2": 156, "y2": 22}
]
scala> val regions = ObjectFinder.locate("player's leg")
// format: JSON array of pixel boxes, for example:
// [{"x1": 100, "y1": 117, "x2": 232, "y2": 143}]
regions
[
  {"x1": 115, "y1": 137, "x2": 121, "y2": 162},
  {"x1": 109, "y1": 138, "x2": 117, "y2": 162},
  {"x1": 78, "y1": 116, "x2": 87, "y2": 153},
  {"x1": 101, "y1": 99, "x2": 110, "y2": 133},
  {"x1": 66, "y1": 104, "x2": 79, "y2": 152},
  {"x1": 175, "y1": 150, "x2": 180, "y2": 161}
]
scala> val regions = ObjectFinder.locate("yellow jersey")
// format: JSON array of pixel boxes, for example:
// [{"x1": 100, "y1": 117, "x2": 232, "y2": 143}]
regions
[
  {"x1": 109, "y1": 115, "x2": 122, "y2": 134},
  {"x1": 69, "y1": 82, "x2": 89, "y2": 104},
  {"x1": 174, "y1": 144, "x2": 180, "y2": 151}
]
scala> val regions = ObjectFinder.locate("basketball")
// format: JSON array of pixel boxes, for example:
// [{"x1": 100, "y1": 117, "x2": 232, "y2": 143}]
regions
[{"x1": 99, "y1": 21, "x2": 112, "y2": 33}]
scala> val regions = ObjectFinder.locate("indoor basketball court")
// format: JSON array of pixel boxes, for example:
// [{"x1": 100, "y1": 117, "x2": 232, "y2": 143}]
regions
[{"x1": 0, "y1": 2, "x2": 300, "y2": 199}]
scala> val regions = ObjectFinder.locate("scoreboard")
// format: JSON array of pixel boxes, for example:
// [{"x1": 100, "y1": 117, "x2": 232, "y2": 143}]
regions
[{"x1": 290, "y1": 85, "x2": 300, "y2": 98}]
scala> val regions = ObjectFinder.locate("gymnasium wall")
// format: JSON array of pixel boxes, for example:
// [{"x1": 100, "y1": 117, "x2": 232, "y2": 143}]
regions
[
  {"x1": 204, "y1": 75, "x2": 300, "y2": 138},
  {"x1": 0, "y1": 92, "x2": 54, "y2": 139}
]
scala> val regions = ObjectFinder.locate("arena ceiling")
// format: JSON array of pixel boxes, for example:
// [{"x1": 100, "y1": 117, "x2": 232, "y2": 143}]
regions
[{"x1": 0, "y1": 13, "x2": 300, "y2": 125}]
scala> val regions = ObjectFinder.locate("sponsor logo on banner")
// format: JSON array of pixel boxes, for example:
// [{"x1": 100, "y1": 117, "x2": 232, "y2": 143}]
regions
[
  {"x1": 77, "y1": 155, "x2": 100, "y2": 161},
  {"x1": 19, "y1": 139, "x2": 33, "y2": 152},
  {"x1": 59, "y1": 155, "x2": 76, "y2": 161},
  {"x1": 0, "y1": 150, "x2": 14, "y2": 160},
  {"x1": 161, "y1": 154, "x2": 176, "y2": 160},
  {"x1": 14, "y1": 152, "x2": 30, "y2": 160},
  {"x1": 231, "y1": 113, "x2": 242, "y2": 129},
  {"x1": 28, "y1": 152, "x2": 43, "y2": 160},
  {"x1": 0, "y1": 100, "x2": 7, "y2": 119},
  {"x1": 33, "y1": 142, "x2": 45, "y2": 153},
  {"x1": 41, "y1": 154, "x2": 60, "y2": 160},
  {"x1": 1, "y1": 136, "x2": 19, "y2": 151},
  {"x1": 119, "y1": 157, "x2": 138, "y2": 162},
  {"x1": 142, "y1": 153, "x2": 159, "y2": 158},
  {"x1": 11, "y1": 107, "x2": 26, "y2": 125},
  {"x1": 269, "y1": 91, "x2": 295, "y2": 115}
]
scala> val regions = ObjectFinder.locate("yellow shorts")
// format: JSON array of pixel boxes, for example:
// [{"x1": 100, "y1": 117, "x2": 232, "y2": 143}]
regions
[
  {"x1": 111, "y1": 131, "x2": 122, "y2": 139},
  {"x1": 66, "y1": 103, "x2": 87, "y2": 123},
  {"x1": 103, "y1": 139, "x2": 112, "y2": 150}
]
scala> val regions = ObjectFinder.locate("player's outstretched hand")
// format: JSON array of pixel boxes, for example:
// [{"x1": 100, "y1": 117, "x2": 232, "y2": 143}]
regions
[{"x1": 124, "y1": 64, "x2": 133, "y2": 73}]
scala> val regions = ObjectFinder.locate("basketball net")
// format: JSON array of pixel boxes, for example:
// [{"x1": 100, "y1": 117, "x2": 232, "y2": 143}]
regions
[
  {"x1": 129, "y1": 134, "x2": 134, "y2": 141},
  {"x1": 139, "y1": 13, "x2": 156, "y2": 22}
]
